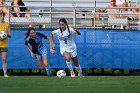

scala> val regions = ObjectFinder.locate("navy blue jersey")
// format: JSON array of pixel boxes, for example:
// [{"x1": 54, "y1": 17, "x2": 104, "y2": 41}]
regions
[{"x1": 25, "y1": 32, "x2": 48, "y2": 54}]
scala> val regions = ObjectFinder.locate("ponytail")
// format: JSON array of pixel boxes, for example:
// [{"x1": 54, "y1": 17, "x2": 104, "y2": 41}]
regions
[
  {"x1": 24, "y1": 32, "x2": 29, "y2": 40},
  {"x1": 66, "y1": 24, "x2": 70, "y2": 36}
]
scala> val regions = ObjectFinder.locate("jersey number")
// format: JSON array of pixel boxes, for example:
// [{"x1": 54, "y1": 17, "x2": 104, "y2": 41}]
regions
[{"x1": 64, "y1": 38, "x2": 67, "y2": 44}]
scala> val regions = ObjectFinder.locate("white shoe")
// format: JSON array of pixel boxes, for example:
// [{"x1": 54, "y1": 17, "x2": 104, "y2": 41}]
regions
[{"x1": 4, "y1": 75, "x2": 9, "y2": 77}]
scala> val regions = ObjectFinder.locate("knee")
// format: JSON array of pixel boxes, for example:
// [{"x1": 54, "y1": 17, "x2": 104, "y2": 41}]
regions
[
  {"x1": 2, "y1": 58, "x2": 6, "y2": 64},
  {"x1": 44, "y1": 62, "x2": 48, "y2": 67},
  {"x1": 40, "y1": 66, "x2": 44, "y2": 70},
  {"x1": 65, "y1": 56, "x2": 71, "y2": 62},
  {"x1": 74, "y1": 61, "x2": 79, "y2": 65}
]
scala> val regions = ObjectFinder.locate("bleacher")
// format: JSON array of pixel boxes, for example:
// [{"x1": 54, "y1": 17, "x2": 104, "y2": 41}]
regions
[{"x1": 3, "y1": 0, "x2": 139, "y2": 29}]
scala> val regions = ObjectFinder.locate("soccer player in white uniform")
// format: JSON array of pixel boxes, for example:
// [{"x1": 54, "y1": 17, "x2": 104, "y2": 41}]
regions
[{"x1": 50, "y1": 18, "x2": 82, "y2": 77}]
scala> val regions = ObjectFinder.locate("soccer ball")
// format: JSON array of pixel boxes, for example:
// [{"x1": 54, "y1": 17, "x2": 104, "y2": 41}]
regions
[
  {"x1": 0, "y1": 31, "x2": 7, "y2": 40},
  {"x1": 57, "y1": 70, "x2": 66, "y2": 78}
]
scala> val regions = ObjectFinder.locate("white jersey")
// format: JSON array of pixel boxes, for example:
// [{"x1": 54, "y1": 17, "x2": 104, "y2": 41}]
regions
[{"x1": 51, "y1": 27, "x2": 77, "y2": 55}]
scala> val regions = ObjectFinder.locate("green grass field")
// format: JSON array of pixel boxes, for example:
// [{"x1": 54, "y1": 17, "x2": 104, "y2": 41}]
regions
[{"x1": 0, "y1": 76, "x2": 140, "y2": 93}]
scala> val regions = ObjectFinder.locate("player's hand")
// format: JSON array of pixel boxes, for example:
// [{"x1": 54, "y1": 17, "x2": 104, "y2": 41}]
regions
[
  {"x1": 7, "y1": 34, "x2": 11, "y2": 38},
  {"x1": 47, "y1": 36, "x2": 50, "y2": 40},
  {"x1": 30, "y1": 52, "x2": 35, "y2": 58},
  {"x1": 0, "y1": 38, "x2": 4, "y2": 41},
  {"x1": 50, "y1": 48, "x2": 55, "y2": 55},
  {"x1": 72, "y1": 26, "x2": 77, "y2": 31},
  {"x1": 72, "y1": 26, "x2": 81, "y2": 35},
  {"x1": 50, "y1": 42, "x2": 55, "y2": 55},
  {"x1": 0, "y1": 38, "x2": 2, "y2": 41}
]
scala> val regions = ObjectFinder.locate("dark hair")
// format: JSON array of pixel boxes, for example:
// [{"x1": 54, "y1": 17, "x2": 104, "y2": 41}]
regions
[
  {"x1": 110, "y1": 0, "x2": 116, "y2": 2},
  {"x1": 24, "y1": 27, "x2": 35, "y2": 40},
  {"x1": 59, "y1": 18, "x2": 68, "y2": 25},
  {"x1": 0, "y1": 10, "x2": 5, "y2": 16},
  {"x1": 59, "y1": 18, "x2": 70, "y2": 35},
  {"x1": 0, "y1": 10, "x2": 5, "y2": 23}
]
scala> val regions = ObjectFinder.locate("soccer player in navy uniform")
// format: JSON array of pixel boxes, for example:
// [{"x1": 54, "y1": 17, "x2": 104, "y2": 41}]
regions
[{"x1": 25, "y1": 27, "x2": 51, "y2": 77}]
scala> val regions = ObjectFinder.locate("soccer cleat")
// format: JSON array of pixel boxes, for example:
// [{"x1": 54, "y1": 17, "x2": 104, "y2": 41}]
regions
[
  {"x1": 4, "y1": 74, "x2": 9, "y2": 77},
  {"x1": 70, "y1": 71, "x2": 75, "y2": 77},
  {"x1": 45, "y1": 68, "x2": 52, "y2": 77}
]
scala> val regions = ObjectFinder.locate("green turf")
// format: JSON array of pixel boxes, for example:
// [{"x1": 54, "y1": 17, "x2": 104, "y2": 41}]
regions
[{"x1": 0, "y1": 76, "x2": 140, "y2": 93}]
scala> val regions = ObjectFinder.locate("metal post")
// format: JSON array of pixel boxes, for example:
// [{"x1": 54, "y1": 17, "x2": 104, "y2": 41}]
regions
[
  {"x1": 50, "y1": 0, "x2": 52, "y2": 28},
  {"x1": 138, "y1": 9, "x2": 140, "y2": 30},
  {"x1": 73, "y1": 9, "x2": 76, "y2": 27},
  {"x1": 93, "y1": 0, "x2": 96, "y2": 27},
  {"x1": 8, "y1": 6, "x2": 10, "y2": 24}
]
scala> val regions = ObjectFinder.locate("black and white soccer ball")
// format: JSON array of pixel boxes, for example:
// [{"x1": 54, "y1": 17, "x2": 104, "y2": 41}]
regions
[
  {"x1": 57, "y1": 70, "x2": 66, "y2": 78},
  {"x1": 0, "y1": 31, "x2": 7, "y2": 40}
]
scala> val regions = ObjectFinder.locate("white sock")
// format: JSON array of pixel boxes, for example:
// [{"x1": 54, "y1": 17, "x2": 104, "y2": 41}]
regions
[
  {"x1": 76, "y1": 64, "x2": 82, "y2": 75},
  {"x1": 66, "y1": 60, "x2": 74, "y2": 72}
]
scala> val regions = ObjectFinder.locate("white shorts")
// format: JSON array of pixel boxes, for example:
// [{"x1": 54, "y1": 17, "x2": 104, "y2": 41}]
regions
[{"x1": 61, "y1": 49, "x2": 77, "y2": 58}]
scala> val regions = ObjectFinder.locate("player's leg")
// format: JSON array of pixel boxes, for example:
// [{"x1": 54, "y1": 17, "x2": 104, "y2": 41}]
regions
[
  {"x1": 70, "y1": 50, "x2": 82, "y2": 76},
  {"x1": 38, "y1": 46, "x2": 51, "y2": 77},
  {"x1": 42, "y1": 55, "x2": 51, "y2": 77},
  {"x1": 63, "y1": 51, "x2": 75, "y2": 77},
  {"x1": 35, "y1": 54, "x2": 51, "y2": 77},
  {"x1": 1, "y1": 51, "x2": 8, "y2": 77},
  {"x1": 34, "y1": 54, "x2": 44, "y2": 69},
  {"x1": 72, "y1": 56, "x2": 82, "y2": 76},
  {"x1": 36, "y1": 59, "x2": 44, "y2": 69}
]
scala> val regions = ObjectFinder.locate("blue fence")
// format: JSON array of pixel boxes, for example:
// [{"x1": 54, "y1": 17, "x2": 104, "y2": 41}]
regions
[{"x1": 0, "y1": 28, "x2": 140, "y2": 69}]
